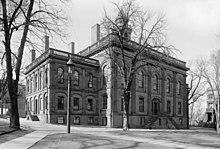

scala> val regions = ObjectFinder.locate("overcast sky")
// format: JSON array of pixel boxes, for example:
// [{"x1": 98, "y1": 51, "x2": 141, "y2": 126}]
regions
[{"x1": 53, "y1": 0, "x2": 220, "y2": 63}]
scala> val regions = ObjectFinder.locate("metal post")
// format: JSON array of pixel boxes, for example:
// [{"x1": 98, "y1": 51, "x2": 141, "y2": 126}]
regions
[
  {"x1": 66, "y1": 58, "x2": 74, "y2": 134},
  {"x1": 67, "y1": 75, "x2": 71, "y2": 133}
]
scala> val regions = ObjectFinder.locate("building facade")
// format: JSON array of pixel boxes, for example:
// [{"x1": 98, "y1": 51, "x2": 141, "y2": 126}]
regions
[{"x1": 25, "y1": 25, "x2": 189, "y2": 129}]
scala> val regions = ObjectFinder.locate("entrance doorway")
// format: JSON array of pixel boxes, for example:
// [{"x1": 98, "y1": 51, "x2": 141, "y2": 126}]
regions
[{"x1": 152, "y1": 99, "x2": 160, "y2": 115}]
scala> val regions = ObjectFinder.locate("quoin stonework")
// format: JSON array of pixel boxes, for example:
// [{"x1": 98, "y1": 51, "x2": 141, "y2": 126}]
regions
[{"x1": 25, "y1": 24, "x2": 189, "y2": 129}]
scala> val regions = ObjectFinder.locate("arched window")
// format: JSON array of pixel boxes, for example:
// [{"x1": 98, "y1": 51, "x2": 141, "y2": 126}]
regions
[
  {"x1": 87, "y1": 98, "x2": 93, "y2": 111},
  {"x1": 102, "y1": 65, "x2": 107, "y2": 86},
  {"x1": 35, "y1": 74, "x2": 38, "y2": 91},
  {"x1": 57, "y1": 95, "x2": 64, "y2": 110},
  {"x1": 73, "y1": 70, "x2": 79, "y2": 86},
  {"x1": 45, "y1": 68, "x2": 48, "y2": 86},
  {"x1": 39, "y1": 71, "x2": 42, "y2": 90},
  {"x1": 73, "y1": 97, "x2": 80, "y2": 110},
  {"x1": 27, "y1": 79, "x2": 29, "y2": 92},
  {"x1": 166, "y1": 77, "x2": 171, "y2": 93},
  {"x1": 177, "y1": 81, "x2": 181, "y2": 95},
  {"x1": 153, "y1": 74, "x2": 159, "y2": 91},
  {"x1": 138, "y1": 70, "x2": 144, "y2": 88},
  {"x1": 30, "y1": 77, "x2": 33, "y2": 93},
  {"x1": 57, "y1": 68, "x2": 64, "y2": 83}
]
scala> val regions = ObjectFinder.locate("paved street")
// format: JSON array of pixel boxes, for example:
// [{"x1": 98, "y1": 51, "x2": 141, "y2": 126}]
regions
[{"x1": 0, "y1": 118, "x2": 220, "y2": 149}]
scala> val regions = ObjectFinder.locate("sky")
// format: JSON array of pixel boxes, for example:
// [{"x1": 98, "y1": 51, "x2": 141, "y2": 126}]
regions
[{"x1": 51, "y1": 0, "x2": 220, "y2": 64}]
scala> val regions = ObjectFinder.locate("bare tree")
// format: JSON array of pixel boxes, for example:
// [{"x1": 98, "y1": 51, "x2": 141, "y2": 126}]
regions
[
  {"x1": 102, "y1": 0, "x2": 176, "y2": 131},
  {"x1": 0, "y1": 0, "x2": 67, "y2": 129},
  {"x1": 187, "y1": 62, "x2": 207, "y2": 128},
  {"x1": 197, "y1": 53, "x2": 220, "y2": 134}
]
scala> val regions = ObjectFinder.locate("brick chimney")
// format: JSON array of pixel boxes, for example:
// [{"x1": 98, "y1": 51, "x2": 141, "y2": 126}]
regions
[
  {"x1": 44, "y1": 35, "x2": 49, "y2": 51},
  {"x1": 68, "y1": 42, "x2": 75, "y2": 54},
  {"x1": 91, "y1": 24, "x2": 100, "y2": 44},
  {"x1": 31, "y1": 49, "x2": 36, "y2": 62}
]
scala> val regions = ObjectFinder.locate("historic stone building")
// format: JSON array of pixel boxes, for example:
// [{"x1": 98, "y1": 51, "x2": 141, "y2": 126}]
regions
[{"x1": 25, "y1": 25, "x2": 189, "y2": 129}]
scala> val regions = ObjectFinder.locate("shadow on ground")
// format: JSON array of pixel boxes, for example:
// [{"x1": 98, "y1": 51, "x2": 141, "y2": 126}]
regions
[
  {"x1": 0, "y1": 129, "x2": 33, "y2": 144},
  {"x1": 29, "y1": 133, "x2": 172, "y2": 149}
]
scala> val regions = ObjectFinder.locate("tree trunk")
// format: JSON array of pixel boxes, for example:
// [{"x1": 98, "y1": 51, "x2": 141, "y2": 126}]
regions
[
  {"x1": 8, "y1": 80, "x2": 20, "y2": 129},
  {"x1": 123, "y1": 91, "x2": 130, "y2": 131},
  {"x1": 9, "y1": 96, "x2": 20, "y2": 129}
]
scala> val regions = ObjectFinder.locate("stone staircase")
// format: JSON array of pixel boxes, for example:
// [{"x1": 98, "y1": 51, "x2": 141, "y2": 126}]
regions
[
  {"x1": 144, "y1": 116, "x2": 158, "y2": 129},
  {"x1": 145, "y1": 116, "x2": 180, "y2": 129},
  {"x1": 27, "y1": 112, "x2": 39, "y2": 121}
]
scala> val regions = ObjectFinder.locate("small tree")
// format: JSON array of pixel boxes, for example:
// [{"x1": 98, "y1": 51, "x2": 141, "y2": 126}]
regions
[
  {"x1": 0, "y1": 0, "x2": 67, "y2": 129},
  {"x1": 102, "y1": 0, "x2": 176, "y2": 131}
]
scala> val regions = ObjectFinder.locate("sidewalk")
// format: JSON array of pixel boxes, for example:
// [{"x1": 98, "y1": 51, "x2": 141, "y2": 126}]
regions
[{"x1": 0, "y1": 118, "x2": 66, "y2": 149}]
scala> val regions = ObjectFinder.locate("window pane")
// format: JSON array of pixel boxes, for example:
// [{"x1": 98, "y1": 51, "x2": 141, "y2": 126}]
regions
[
  {"x1": 153, "y1": 74, "x2": 158, "y2": 91},
  {"x1": 139, "y1": 98, "x2": 144, "y2": 112},
  {"x1": 73, "y1": 97, "x2": 79, "y2": 110},
  {"x1": 88, "y1": 117, "x2": 94, "y2": 124},
  {"x1": 167, "y1": 101, "x2": 171, "y2": 114},
  {"x1": 73, "y1": 70, "x2": 79, "y2": 86},
  {"x1": 57, "y1": 96, "x2": 64, "y2": 110},
  {"x1": 138, "y1": 71, "x2": 144, "y2": 88},
  {"x1": 88, "y1": 74, "x2": 93, "y2": 88},
  {"x1": 73, "y1": 117, "x2": 80, "y2": 124},
  {"x1": 166, "y1": 78, "x2": 170, "y2": 93},
  {"x1": 103, "y1": 95, "x2": 107, "y2": 109},
  {"x1": 87, "y1": 99, "x2": 93, "y2": 111},
  {"x1": 177, "y1": 81, "x2": 181, "y2": 95},
  {"x1": 178, "y1": 102, "x2": 181, "y2": 114},
  {"x1": 58, "y1": 68, "x2": 64, "y2": 83}
]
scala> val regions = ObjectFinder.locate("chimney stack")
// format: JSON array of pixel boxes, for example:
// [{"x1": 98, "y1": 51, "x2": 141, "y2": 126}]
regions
[
  {"x1": 68, "y1": 42, "x2": 75, "y2": 54},
  {"x1": 31, "y1": 49, "x2": 36, "y2": 62},
  {"x1": 91, "y1": 24, "x2": 100, "y2": 44},
  {"x1": 44, "y1": 35, "x2": 49, "y2": 51}
]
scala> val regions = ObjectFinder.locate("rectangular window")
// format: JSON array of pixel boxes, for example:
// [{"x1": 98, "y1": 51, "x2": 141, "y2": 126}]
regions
[
  {"x1": 87, "y1": 99, "x2": 93, "y2": 111},
  {"x1": 57, "y1": 96, "x2": 64, "y2": 110},
  {"x1": 88, "y1": 117, "x2": 94, "y2": 124},
  {"x1": 167, "y1": 101, "x2": 171, "y2": 114},
  {"x1": 73, "y1": 117, "x2": 80, "y2": 124},
  {"x1": 102, "y1": 95, "x2": 107, "y2": 109},
  {"x1": 208, "y1": 94, "x2": 213, "y2": 99},
  {"x1": 178, "y1": 102, "x2": 182, "y2": 114},
  {"x1": 88, "y1": 74, "x2": 93, "y2": 88},
  {"x1": 73, "y1": 97, "x2": 79, "y2": 110},
  {"x1": 139, "y1": 97, "x2": 144, "y2": 112}
]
